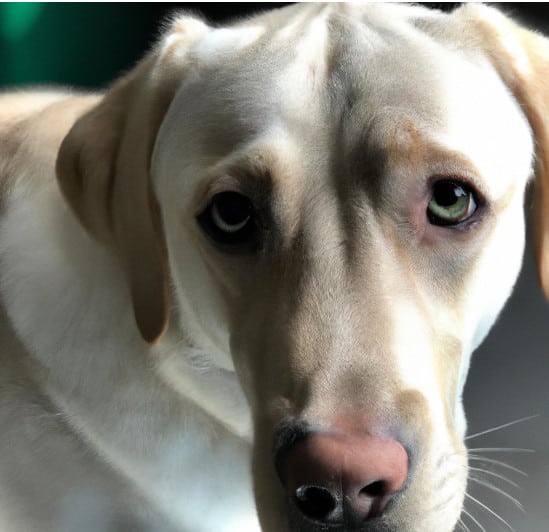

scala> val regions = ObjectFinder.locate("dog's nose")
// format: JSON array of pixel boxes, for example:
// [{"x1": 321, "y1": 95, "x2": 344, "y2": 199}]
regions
[{"x1": 277, "y1": 432, "x2": 408, "y2": 526}]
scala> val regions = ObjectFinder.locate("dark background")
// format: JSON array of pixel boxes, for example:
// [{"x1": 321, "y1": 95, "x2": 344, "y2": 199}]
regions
[{"x1": 1, "y1": 3, "x2": 548, "y2": 531}]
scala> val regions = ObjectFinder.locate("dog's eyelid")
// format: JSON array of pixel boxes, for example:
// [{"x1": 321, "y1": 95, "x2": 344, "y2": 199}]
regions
[
  {"x1": 193, "y1": 175, "x2": 243, "y2": 211},
  {"x1": 427, "y1": 167, "x2": 482, "y2": 191},
  {"x1": 209, "y1": 174, "x2": 245, "y2": 192},
  {"x1": 195, "y1": 155, "x2": 274, "y2": 205},
  {"x1": 421, "y1": 144, "x2": 488, "y2": 197}
]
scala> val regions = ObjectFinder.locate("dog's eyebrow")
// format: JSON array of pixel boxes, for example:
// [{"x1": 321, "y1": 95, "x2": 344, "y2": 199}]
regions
[
  {"x1": 350, "y1": 117, "x2": 486, "y2": 200},
  {"x1": 199, "y1": 147, "x2": 281, "y2": 195},
  {"x1": 190, "y1": 150, "x2": 278, "y2": 218},
  {"x1": 230, "y1": 150, "x2": 276, "y2": 185}
]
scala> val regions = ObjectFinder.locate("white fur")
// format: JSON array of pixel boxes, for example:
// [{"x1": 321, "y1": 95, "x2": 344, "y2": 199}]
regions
[{"x1": 0, "y1": 4, "x2": 541, "y2": 532}]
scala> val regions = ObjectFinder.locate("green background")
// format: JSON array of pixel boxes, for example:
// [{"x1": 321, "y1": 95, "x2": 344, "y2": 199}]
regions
[
  {"x1": 0, "y1": 3, "x2": 545, "y2": 90},
  {"x1": 0, "y1": 3, "x2": 287, "y2": 89}
]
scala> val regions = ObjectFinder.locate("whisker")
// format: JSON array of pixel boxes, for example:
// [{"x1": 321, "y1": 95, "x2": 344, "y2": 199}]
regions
[
  {"x1": 465, "y1": 493, "x2": 515, "y2": 532},
  {"x1": 458, "y1": 516, "x2": 472, "y2": 532},
  {"x1": 467, "y1": 455, "x2": 528, "y2": 477},
  {"x1": 461, "y1": 506, "x2": 487, "y2": 532},
  {"x1": 468, "y1": 466, "x2": 521, "y2": 489},
  {"x1": 468, "y1": 475, "x2": 524, "y2": 512},
  {"x1": 465, "y1": 415, "x2": 539, "y2": 441},
  {"x1": 467, "y1": 447, "x2": 534, "y2": 454}
]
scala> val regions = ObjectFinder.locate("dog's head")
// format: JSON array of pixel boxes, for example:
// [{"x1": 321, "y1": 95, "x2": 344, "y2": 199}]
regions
[{"x1": 56, "y1": 4, "x2": 549, "y2": 531}]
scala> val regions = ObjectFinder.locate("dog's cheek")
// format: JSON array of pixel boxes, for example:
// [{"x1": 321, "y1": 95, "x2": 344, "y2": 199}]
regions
[
  {"x1": 168, "y1": 231, "x2": 236, "y2": 366},
  {"x1": 460, "y1": 195, "x2": 527, "y2": 352}
]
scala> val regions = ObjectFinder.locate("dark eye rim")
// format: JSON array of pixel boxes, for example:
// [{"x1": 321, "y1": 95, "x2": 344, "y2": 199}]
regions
[
  {"x1": 196, "y1": 191, "x2": 259, "y2": 253},
  {"x1": 426, "y1": 178, "x2": 485, "y2": 228}
]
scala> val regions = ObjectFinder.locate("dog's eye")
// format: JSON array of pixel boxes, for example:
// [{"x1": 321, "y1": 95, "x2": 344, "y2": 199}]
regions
[
  {"x1": 197, "y1": 191, "x2": 256, "y2": 248},
  {"x1": 427, "y1": 180, "x2": 477, "y2": 226}
]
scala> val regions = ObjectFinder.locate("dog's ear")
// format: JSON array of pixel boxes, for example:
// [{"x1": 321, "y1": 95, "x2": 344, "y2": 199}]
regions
[
  {"x1": 456, "y1": 5, "x2": 549, "y2": 299},
  {"x1": 56, "y1": 16, "x2": 209, "y2": 343}
]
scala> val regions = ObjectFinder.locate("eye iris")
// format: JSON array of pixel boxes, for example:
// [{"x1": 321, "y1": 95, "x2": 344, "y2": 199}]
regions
[{"x1": 428, "y1": 181, "x2": 476, "y2": 225}]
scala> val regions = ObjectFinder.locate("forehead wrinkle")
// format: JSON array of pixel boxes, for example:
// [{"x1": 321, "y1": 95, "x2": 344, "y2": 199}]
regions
[
  {"x1": 271, "y1": 18, "x2": 335, "y2": 144},
  {"x1": 274, "y1": 6, "x2": 404, "y2": 145},
  {"x1": 319, "y1": 27, "x2": 393, "y2": 274}
]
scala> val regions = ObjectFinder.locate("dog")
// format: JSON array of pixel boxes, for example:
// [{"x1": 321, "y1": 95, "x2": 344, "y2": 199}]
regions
[{"x1": 0, "y1": 3, "x2": 547, "y2": 531}]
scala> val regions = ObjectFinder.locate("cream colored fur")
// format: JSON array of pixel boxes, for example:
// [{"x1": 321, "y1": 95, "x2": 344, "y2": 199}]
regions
[{"x1": 0, "y1": 4, "x2": 547, "y2": 532}]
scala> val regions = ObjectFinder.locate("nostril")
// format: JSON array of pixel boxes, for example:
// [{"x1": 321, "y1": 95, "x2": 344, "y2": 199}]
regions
[
  {"x1": 295, "y1": 485, "x2": 337, "y2": 521},
  {"x1": 277, "y1": 430, "x2": 409, "y2": 525},
  {"x1": 357, "y1": 480, "x2": 391, "y2": 519},
  {"x1": 359, "y1": 480, "x2": 387, "y2": 498}
]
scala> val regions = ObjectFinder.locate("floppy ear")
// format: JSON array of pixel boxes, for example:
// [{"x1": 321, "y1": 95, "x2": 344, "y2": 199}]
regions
[
  {"x1": 456, "y1": 4, "x2": 549, "y2": 300},
  {"x1": 56, "y1": 16, "x2": 209, "y2": 343}
]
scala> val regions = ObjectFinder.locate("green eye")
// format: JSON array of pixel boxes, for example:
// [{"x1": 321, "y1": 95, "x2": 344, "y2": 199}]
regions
[{"x1": 427, "y1": 180, "x2": 477, "y2": 226}]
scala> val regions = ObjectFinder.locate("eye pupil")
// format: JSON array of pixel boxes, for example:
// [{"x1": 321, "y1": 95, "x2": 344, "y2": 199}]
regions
[
  {"x1": 433, "y1": 183, "x2": 466, "y2": 207},
  {"x1": 197, "y1": 190, "x2": 257, "y2": 250},
  {"x1": 212, "y1": 192, "x2": 251, "y2": 227}
]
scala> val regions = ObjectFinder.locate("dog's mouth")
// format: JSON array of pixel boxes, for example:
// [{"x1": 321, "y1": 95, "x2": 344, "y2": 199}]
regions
[{"x1": 285, "y1": 496, "x2": 395, "y2": 532}]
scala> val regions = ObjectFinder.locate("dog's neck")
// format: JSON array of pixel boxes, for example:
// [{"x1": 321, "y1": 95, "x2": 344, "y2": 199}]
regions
[{"x1": 1, "y1": 175, "x2": 256, "y2": 528}]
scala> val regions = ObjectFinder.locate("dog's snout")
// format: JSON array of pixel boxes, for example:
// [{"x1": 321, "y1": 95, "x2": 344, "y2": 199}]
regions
[{"x1": 277, "y1": 431, "x2": 408, "y2": 526}]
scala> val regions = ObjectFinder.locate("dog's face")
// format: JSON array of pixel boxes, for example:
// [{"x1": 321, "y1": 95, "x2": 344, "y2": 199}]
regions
[
  {"x1": 153, "y1": 5, "x2": 533, "y2": 530},
  {"x1": 57, "y1": 4, "x2": 549, "y2": 531}
]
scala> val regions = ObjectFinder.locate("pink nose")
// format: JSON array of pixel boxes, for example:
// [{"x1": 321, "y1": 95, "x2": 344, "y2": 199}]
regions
[{"x1": 278, "y1": 432, "x2": 408, "y2": 526}]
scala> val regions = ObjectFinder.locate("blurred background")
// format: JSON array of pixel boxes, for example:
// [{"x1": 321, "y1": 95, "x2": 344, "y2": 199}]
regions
[{"x1": 1, "y1": 3, "x2": 547, "y2": 531}]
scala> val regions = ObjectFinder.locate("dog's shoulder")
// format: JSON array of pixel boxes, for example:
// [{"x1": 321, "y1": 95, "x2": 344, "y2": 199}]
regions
[
  {"x1": 0, "y1": 91, "x2": 100, "y2": 210},
  {"x1": 0, "y1": 301, "x2": 179, "y2": 532}
]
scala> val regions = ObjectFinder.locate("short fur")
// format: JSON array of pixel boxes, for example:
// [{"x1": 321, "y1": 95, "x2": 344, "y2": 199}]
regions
[{"x1": 0, "y1": 4, "x2": 547, "y2": 532}]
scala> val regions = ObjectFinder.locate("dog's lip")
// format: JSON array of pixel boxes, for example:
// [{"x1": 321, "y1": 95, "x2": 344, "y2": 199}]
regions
[
  {"x1": 286, "y1": 497, "x2": 393, "y2": 532},
  {"x1": 272, "y1": 420, "x2": 311, "y2": 480}
]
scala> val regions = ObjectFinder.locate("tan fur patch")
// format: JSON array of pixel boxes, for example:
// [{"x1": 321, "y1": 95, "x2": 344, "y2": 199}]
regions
[{"x1": 460, "y1": 4, "x2": 549, "y2": 298}]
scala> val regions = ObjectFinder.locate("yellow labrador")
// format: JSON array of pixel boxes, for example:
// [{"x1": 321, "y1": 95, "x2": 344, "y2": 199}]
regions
[{"x1": 0, "y1": 4, "x2": 547, "y2": 532}]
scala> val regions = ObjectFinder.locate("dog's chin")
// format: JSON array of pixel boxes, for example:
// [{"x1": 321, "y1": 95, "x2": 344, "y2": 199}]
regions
[
  {"x1": 284, "y1": 503, "x2": 394, "y2": 532},
  {"x1": 280, "y1": 515, "x2": 461, "y2": 532},
  {"x1": 258, "y1": 494, "x2": 463, "y2": 532}
]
